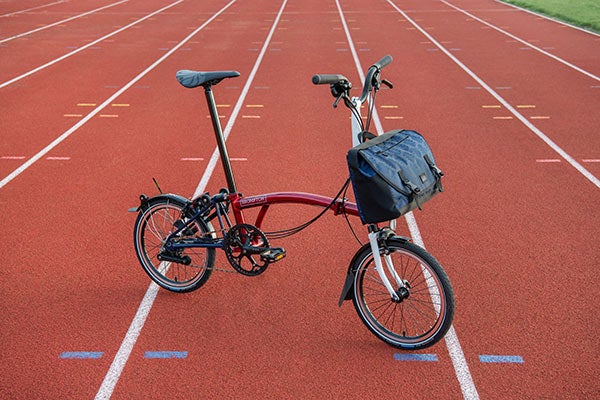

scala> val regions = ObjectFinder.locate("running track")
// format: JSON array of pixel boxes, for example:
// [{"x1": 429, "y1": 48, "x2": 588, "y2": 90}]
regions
[{"x1": 1, "y1": 0, "x2": 598, "y2": 398}]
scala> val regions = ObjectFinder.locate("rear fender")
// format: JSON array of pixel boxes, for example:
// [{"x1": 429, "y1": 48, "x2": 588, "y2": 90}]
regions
[{"x1": 128, "y1": 193, "x2": 191, "y2": 213}]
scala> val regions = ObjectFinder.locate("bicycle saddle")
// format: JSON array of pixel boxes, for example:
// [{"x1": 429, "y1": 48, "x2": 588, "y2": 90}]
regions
[{"x1": 176, "y1": 70, "x2": 240, "y2": 88}]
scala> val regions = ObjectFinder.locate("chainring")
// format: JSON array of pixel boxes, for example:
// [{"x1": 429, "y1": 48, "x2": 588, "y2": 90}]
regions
[{"x1": 224, "y1": 224, "x2": 270, "y2": 276}]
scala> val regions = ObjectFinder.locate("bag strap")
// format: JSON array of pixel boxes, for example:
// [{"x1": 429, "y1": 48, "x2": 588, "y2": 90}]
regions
[
  {"x1": 397, "y1": 169, "x2": 423, "y2": 210},
  {"x1": 424, "y1": 154, "x2": 444, "y2": 192}
]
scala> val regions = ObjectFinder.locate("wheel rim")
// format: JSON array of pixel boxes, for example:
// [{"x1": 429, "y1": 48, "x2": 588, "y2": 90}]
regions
[
  {"x1": 136, "y1": 202, "x2": 209, "y2": 288},
  {"x1": 354, "y1": 246, "x2": 447, "y2": 346}
]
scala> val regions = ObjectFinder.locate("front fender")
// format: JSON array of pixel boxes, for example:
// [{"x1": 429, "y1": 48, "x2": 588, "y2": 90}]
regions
[{"x1": 338, "y1": 242, "x2": 371, "y2": 307}]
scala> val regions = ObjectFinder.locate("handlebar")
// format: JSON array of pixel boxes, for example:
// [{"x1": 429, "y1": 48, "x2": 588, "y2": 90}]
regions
[{"x1": 312, "y1": 54, "x2": 392, "y2": 104}]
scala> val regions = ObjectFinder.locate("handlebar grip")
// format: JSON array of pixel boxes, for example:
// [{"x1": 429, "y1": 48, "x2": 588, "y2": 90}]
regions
[
  {"x1": 312, "y1": 74, "x2": 347, "y2": 85},
  {"x1": 372, "y1": 55, "x2": 392, "y2": 70}
]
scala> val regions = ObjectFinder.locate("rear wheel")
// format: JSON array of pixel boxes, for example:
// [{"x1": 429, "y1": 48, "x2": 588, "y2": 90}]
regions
[
  {"x1": 351, "y1": 238, "x2": 454, "y2": 349},
  {"x1": 133, "y1": 196, "x2": 216, "y2": 292}
]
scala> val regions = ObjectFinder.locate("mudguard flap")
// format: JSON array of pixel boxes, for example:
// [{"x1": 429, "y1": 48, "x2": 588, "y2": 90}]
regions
[{"x1": 338, "y1": 272, "x2": 355, "y2": 307}]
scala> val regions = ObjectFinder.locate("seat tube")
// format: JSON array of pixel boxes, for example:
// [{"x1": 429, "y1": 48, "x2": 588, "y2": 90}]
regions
[{"x1": 204, "y1": 86, "x2": 237, "y2": 193}]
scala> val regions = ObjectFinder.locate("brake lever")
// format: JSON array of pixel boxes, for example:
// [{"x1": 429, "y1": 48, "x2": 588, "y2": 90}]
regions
[
  {"x1": 382, "y1": 79, "x2": 393, "y2": 89},
  {"x1": 333, "y1": 94, "x2": 343, "y2": 108}
]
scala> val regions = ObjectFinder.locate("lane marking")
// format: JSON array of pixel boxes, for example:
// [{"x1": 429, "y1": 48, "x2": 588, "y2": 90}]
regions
[
  {"x1": 386, "y1": 0, "x2": 600, "y2": 190},
  {"x1": 0, "y1": 0, "x2": 184, "y2": 89},
  {"x1": 394, "y1": 353, "x2": 438, "y2": 362},
  {"x1": 493, "y1": 116, "x2": 513, "y2": 120},
  {"x1": 530, "y1": 116, "x2": 550, "y2": 120},
  {"x1": 582, "y1": 159, "x2": 600, "y2": 163},
  {"x1": 181, "y1": 157, "x2": 204, "y2": 161},
  {"x1": 46, "y1": 156, "x2": 70, "y2": 160},
  {"x1": 64, "y1": 114, "x2": 83, "y2": 118},
  {"x1": 337, "y1": 2, "x2": 479, "y2": 399},
  {"x1": 78, "y1": 103, "x2": 97, "y2": 107},
  {"x1": 60, "y1": 352, "x2": 103, "y2": 359},
  {"x1": 516, "y1": 105, "x2": 536, "y2": 109},
  {"x1": 482, "y1": 105, "x2": 501, "y2": 108},
  {"x1": 1, "y1": 156, "x2": 26, "y2": 160},
  {"x1": 495, "y1": 0, "x2": 600, "y2": 37},
  {"x1": 479, "y1": 355, "x2": 524, "y2": 364},
  {"x1": 96, "y1": 3, "x2": 288, "y2": 400},
  {"x1": 536, "y1": 159, "x2": 561, "y2": 163},
  {"x1": 0, "y1": 1, "x2": 129, "y2": 44},
  {"x1": 441, "y1": 0, "x2": 600, "y2": 81},
  {"x1": 0, "y1": 1, "x2": 67, "y2": 18},
  {"x1": 192, "y1": 0, "x2": 287, "y2": 201},
  {"x1": 144, "y1": 351, "x2": 187, "y2": 359}
]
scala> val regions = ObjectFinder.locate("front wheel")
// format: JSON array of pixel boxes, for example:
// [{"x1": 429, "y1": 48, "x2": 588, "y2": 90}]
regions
[
  {"x1": 351, "y1": 238, "x2": 454, "y2": 349},
  {"x1": 133, "y1": 195, "x2": 216, "y2": 293}
]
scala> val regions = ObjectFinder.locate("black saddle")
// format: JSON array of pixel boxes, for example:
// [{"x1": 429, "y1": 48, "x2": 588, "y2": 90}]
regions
[{"x1": 176, "y1": 70, "x2": 240, "y2": 89}]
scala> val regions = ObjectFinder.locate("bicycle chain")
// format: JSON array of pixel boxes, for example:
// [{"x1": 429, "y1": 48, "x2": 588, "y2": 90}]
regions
[{"x1": 194, "y1": 263, "x2": 238, "y2": 274}]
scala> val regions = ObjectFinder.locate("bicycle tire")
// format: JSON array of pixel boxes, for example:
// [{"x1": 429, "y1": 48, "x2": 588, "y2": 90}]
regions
[
  {"x1": 351, "y1": 238, "x2": 454, "y2": 349},
  {"x1": 133, "y1": 195, "x2": 216, "y2": 293}
]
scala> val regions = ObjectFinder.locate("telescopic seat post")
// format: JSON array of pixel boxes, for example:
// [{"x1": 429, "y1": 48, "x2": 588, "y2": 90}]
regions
[{"x1": 203, "y1": 85, "x2": 237, "y2": 193}]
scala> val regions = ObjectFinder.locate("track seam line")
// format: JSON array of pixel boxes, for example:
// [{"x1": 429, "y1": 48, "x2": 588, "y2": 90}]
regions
[
  {"x1": 336, "y1": 1, "x2": 480, "y2": 399},
  {"x1": 386, "y1": 0, "x2": 600, "y2": 190},
  {"x1": 440, "y1": 0, "x2": 600, "y2": 82},
  {"x1": 0, "y1": 0, "x2": 129, "y2": 44},
  {"x1": 95, "y1": 1, "x2": 288, "y2": 398},
  {"x1": 0, "y1": 0, "x2": 183, "y2": 89}
]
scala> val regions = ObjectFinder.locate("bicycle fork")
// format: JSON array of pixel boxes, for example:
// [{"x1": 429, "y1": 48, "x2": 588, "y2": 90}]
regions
[
  {"x1": 367, "y1": 228, "x2": 408, "y2": 302},
  {"x1": 338, "y1": 227, "x2": 409, "y2": 306}
]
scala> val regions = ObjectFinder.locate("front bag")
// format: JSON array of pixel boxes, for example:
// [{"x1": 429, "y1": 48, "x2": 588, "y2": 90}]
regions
[{"x1": 347, "y1": 129, "x2": 443, "y2": 224}]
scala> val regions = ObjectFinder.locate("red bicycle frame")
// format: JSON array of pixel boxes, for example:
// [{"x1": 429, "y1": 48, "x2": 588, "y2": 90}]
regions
[
  {"x1": 201, "y1": 83, "x2": 360, "y2": 231},
  {"x1": 229, "y1": 191, "x2": 359, "y2": 230}
]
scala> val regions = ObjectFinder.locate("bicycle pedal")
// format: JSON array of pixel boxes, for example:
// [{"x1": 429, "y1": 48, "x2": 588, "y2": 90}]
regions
[{"x1": 260, "y1": 247, "x2": 286, "y2": 263}]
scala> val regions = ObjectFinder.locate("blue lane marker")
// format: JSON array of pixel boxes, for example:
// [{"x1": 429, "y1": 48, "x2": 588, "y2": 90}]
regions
[
  {"x1": 479, "y1": 355, "x2": 524, "y2": 364},
  {"x1": 59, "y1": 352, "x2": 103, "y2": 359},
  {"x1": 394, "y1": 353, "x2": 438, "y2": 362},
  {"x1": 144, "y1": 351, "x2": 188, "y2": 359}
]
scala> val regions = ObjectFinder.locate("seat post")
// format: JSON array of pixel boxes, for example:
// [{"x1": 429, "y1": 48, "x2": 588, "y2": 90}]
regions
[{"x1": 203, "y1": 85, "x2": 237, "y2": 193}]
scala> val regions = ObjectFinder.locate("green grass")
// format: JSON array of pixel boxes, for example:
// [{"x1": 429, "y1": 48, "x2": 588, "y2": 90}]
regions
[{"x1": 501, "y1": 0, "x2": 600, "y2": 33}]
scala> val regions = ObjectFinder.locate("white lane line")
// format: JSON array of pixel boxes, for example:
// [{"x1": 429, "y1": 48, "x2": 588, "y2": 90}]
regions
[
  {"x1": 493, "y1": 0, "x2": 600, "y2": 37},
  {"x1": 192, "y1": 0, "x2": 289, "y2": 199},
  {"x1": 0, "y1": 0, "x2": 183, "y2": 89},
  {"x1": 337, "y1": 1, "x2": 480, "y2": 400},
  {"x1": 96, "y1": 1, "x2": 289, "y2": 398},
  {"x1": 386, "y1": 0, "x2": 600, "y2": 190},
  {"x1": 440, "y1": 0, "x2": 600, "y2": 82},
  {"x1": 0, "y1": 3, "x2": 186, "y2": 191},
  {"x1": 0, "y1": 0, "x2": 67, "y2": 18},
  {"x1": 0, "y1": 0, "x2": 129, "y2": 44},
  {"x1": 93, "y1": 2, "x2": 237, "y2": 397}
]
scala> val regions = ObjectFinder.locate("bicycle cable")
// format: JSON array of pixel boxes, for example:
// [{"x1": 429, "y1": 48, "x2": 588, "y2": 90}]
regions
[
  {"x1": 340, "y1": 181, "x2": 364, "y2": 245},
  {"x1": 265, "y1": 178, "x2": 351, "y2": 240}
]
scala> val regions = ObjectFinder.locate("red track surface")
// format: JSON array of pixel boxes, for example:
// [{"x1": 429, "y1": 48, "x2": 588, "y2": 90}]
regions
[{"x1": 1, "y1": 0, "x2": 598, "y2": 399}]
